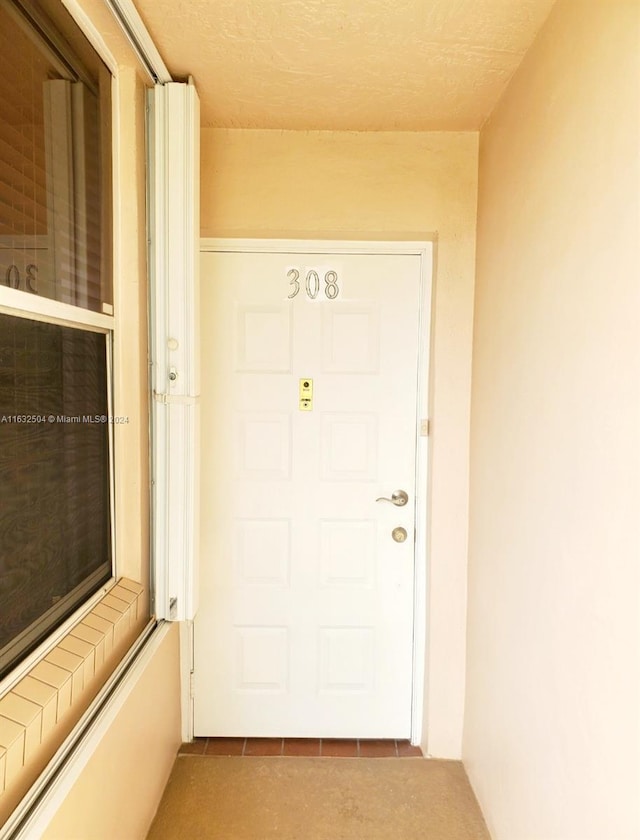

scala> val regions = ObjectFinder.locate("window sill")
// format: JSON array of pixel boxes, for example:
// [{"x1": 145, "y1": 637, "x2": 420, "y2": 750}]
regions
[{"x1": 0, "y1": 579, "x2": 146, "y2": 826}]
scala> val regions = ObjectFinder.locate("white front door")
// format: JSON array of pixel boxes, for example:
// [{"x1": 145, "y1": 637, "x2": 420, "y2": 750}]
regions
[{"x1": 194, "y1": 245, "x2": 426, "y2": 738}]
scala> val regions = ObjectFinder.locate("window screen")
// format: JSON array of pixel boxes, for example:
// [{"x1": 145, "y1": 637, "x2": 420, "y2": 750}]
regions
[{"x1": 0, "y1": 314, "x2": 112, "y2": 677}]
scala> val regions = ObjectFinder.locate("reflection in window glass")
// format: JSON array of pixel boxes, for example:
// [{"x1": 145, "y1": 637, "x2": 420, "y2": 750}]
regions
[{"x1": 0, "y1": 0, "x2": 112, "y2": 312}]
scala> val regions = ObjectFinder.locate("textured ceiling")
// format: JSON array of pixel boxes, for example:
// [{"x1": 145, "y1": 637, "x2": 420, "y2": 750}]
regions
[{"x1": 133, "y1": 0, "x2": 557, "y2": 130}]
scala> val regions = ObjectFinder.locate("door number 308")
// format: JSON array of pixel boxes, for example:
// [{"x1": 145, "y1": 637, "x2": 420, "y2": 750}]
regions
[{"x1": 287, "y1": 269, "x2": 339, "y2": 300}]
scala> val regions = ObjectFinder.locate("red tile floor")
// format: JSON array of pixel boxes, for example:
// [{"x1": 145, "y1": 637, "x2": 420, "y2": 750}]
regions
[{"x1": 179, "y1": 738, "x2": 422, "y2": 758}]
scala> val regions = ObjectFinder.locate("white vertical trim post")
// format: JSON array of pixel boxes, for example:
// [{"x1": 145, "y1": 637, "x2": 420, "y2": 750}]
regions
[{"x1": 148, "y1": 80, "x2": 200, "y2": 621}]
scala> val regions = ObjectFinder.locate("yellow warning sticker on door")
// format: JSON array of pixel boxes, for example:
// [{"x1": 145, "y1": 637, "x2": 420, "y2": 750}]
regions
[{"x1": 299, "y1": 378, "x2": 313, "y2": 411}]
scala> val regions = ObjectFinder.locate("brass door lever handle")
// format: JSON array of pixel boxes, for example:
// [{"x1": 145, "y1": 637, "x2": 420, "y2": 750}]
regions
[{"x1": 375, "y1": 490, "x2": 409, "y2": 507}]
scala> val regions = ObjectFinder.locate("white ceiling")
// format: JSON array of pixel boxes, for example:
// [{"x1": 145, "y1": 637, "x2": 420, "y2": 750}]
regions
[{"x1": 134, "y1": 0, "x2": 557, "y2": 130}]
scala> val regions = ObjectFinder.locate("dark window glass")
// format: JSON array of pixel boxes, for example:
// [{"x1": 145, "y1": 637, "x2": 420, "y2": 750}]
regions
[{"x1": 0, "y1": 313, "x2": 112, "y2": 677}]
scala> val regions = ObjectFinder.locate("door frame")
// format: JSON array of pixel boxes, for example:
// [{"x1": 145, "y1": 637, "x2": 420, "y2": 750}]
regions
[{"x1": 190, "y1": 237, "x2": 434, "y2": 746}]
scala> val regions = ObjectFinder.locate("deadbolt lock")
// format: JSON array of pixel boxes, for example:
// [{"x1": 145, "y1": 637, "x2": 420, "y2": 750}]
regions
[{"x1": 391, "y1": 526, "x2": 408, "y2": 543}]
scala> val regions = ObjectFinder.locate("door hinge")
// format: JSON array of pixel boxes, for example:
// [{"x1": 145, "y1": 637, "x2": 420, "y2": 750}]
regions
[
  {"x1": 419, "y1": 418, "x2": 430, "y2": 437},
  {"x1": 189, "y1": 670, "x2": 195, "y2": 699}
]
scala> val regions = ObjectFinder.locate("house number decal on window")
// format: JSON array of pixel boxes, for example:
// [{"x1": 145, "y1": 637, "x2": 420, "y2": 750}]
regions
[
  {"x1": 287, "y1": 268, "x2": 340, "y2": 300},
  {"x1": 3, "y1": 263, "x2": 38, "y2": 293}
]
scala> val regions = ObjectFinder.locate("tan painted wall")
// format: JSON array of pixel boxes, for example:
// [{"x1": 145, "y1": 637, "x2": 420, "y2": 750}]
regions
[
  {"x1": 111, "y1": 64, "x2": 151, "y2": 608},
  {"x1": 464, "y1": 0, "x2": 640, "y2": 837},
  {"x1": 41, "y1": 624, "x2": 181, "y2": 840},
  {"x1": 201, "y1": 129, "x2": 479, "y2": 757}
]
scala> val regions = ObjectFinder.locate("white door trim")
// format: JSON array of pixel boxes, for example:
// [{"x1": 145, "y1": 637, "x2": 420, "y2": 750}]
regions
[{"x1": 197, "y1": 237, "x2": 433, "y2": 746}]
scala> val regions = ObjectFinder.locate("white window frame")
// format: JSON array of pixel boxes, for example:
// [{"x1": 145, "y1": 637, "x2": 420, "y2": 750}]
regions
[
  {"x1": 0, "y1": 0, "x2": 117, "y2": 693},
  {"x1": 0, "y1": 295, "x2": 116, "y2": 693},
  {"x1": 0, "y1": 0, "x2": 174, "y2": 833}
]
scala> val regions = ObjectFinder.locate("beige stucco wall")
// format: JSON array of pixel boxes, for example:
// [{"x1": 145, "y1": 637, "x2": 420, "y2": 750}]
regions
[
  {"x1": 201, "y1": 129, "x2": 479, "y2": 757},
  {"x1": 464, "y1": 0, "x2": 640, "y2": 837},
  {"x1": 111, "y1": 64, "x2": 151, "y2": 609}
]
